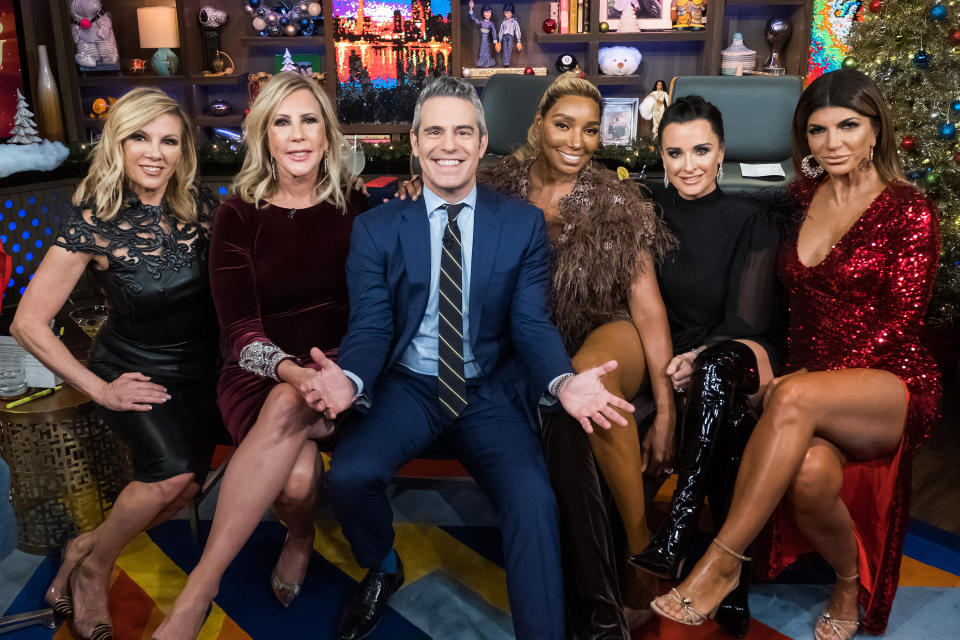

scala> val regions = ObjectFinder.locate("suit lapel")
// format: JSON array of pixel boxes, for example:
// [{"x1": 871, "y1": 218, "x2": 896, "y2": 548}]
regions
[
  {"x1": 398, "y1": 198, "x2": 431, "y2": 332},
  {"x1": 469, "y1": 186, "x2": 501, "y2": 348}
]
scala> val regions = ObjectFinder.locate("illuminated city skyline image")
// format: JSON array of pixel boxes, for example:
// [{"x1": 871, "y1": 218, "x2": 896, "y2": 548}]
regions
[{"x1": 332, "y1": 0, "x2": 453, "y2": 123}]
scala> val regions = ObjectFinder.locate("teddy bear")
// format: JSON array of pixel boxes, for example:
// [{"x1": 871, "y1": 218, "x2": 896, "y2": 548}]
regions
[
  {"x1": 598, "y1": 46, "x2": 642, "y2": 76},
  {"x1": 70, "y1": 0, "x2": 119, "y2": 69}
]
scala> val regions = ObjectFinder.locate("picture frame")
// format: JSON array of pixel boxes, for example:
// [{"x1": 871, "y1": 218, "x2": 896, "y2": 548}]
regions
[
  {"x1": 0, "y1": 0, "x2": 29, "y2": 139},
  {"x1": 601, "y1": 98, "x2": 639, "y2": 146},
  {"x1": 600, "y1": 0, "x2": 672, "y2": 33}
]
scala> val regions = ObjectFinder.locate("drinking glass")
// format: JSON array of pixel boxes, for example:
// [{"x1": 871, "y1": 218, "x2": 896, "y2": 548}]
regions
[
  {"x1": 69, "y1": 305, "x2": 108, "y2": 339},
  {"x1": 0, "y1": 355, "x2": 27, "y2": 399}
]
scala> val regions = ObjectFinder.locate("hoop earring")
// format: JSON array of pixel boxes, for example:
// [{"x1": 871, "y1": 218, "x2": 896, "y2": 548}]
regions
[
  {"x1": 270, "y1": 156, "x2": 277, "y2": 182},
  {"x1": 716, "y1": 164, "x2": 724, "y2": 183},
  {"x1": 800, "y1": 154, "x2": 824, "y2": 178},
  {"x1": 664, "y1": 174, "x2": 670, "y2": 189},
  {"x1": 859, "y1": 146, "x2": 874, "y2": 172}
]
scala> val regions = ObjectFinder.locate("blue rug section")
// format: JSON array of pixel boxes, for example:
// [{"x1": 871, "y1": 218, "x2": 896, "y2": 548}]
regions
[
  {"x1": 150, "y1": 520, "x2": 430, "y2": 640},
  {"x1": 752, "y1": 583, "x2": 960, "y2": 639},
  {"x1": 1, "y1": 556, "x2": 58, "y2": 639},
  {"x1": 905, "y1": 518, "x2": 960, "y2": 575}
]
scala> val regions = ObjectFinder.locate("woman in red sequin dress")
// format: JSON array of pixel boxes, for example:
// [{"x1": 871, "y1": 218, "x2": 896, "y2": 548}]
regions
[{"x1": 650, "y1": 69, "x2": 941, "y2": 638}]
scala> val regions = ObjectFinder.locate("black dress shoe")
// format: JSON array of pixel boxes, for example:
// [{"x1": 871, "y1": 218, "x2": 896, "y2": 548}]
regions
[{"x1": 337, "y1": 558, "x2": 405, "y2": 640}]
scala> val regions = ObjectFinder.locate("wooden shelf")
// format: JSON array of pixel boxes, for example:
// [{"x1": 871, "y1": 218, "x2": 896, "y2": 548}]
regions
[
  {"x1": 195, "y1": 115, "x2": 244, "y2": 127},
  {"x1": 240, "y1": 36, "x2": 325, "y2": 48},
  {"x1": 77, "y1": 74, "x2": 185, "y2": 87},
  {"x1": 590, "y1": 74, "x2": 645, "y2": 85},
  {"x1": 535, "y1": 30, "x2": 707, "y2": 45},
  {"x1": 727, "y1": 0, "x2": 806, "y2": 5},
  {"x1": 191, "y1": 74, "x2": 246, "y2": 85}
]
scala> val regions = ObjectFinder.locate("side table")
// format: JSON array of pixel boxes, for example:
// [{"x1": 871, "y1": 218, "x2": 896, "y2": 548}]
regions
[{"x1": 0, "y1": 385, "x2": 132, "y2": 554}]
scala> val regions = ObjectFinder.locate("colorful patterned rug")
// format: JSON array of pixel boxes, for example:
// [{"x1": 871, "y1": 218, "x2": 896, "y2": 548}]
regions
[{"x1": 2, "y1": 481, "x2": 959, "y2": 639}]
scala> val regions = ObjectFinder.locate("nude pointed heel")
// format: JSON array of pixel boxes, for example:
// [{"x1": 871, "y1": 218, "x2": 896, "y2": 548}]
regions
[{"x1": 649, "y1": 538, "x2": 752, "y2": 627}]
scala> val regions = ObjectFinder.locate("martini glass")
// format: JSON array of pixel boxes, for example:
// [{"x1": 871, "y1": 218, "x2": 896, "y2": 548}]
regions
[{"x1": 69, "y1": 305, "x2": 108, "y2": 339}]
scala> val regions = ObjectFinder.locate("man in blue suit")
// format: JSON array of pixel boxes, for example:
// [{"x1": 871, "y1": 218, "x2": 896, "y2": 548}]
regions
[{"x1": 304, "y1": 77, "x2": 634, "y2": 640}]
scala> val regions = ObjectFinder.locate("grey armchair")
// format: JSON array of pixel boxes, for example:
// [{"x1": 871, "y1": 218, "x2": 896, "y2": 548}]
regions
[{"x1": 669, "y1": 75, "x2": 803, "y2": 195}]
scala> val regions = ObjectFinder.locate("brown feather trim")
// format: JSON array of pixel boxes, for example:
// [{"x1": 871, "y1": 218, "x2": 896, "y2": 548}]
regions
[{"x1": 480, "y1": 157, "x2": 675, "y2": 350}]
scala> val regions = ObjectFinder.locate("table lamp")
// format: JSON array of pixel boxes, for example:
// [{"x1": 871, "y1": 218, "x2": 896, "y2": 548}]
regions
[{"x1": 138, "y1": 7, "x2": 181, "y2": 76}]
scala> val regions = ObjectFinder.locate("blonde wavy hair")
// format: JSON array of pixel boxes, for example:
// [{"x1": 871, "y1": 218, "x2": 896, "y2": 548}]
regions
[
  {"x1": 513, "y1": 72, "x2": 603, "y2": 163},
  {"x1": 233, "y1": 72, "x2": 351, "y2": 210},
  {"x1": 73, "y1": 88, "x2": 198, "y2": 223}
]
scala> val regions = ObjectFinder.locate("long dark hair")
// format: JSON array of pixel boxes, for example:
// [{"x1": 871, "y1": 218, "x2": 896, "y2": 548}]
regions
[{"x1": 791, "y1": 69, "x2": 903, "y2": 185}]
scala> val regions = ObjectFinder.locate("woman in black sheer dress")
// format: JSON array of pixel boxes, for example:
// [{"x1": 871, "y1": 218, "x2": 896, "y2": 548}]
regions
[
  {"x1": 11, "y1": 88, "x2": 221, "y2": 640},
  {"x1": 629, "y1": 96, "x2": 782, "y2": 638}
]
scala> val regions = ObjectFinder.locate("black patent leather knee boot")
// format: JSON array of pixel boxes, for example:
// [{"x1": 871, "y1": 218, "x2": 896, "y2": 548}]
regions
[
  {"x1": 709, "y1": 396, "x2": 757, "y2": 639},
  {"x1": 629, "y1": 341, "x2": 759, "y2": 579}
]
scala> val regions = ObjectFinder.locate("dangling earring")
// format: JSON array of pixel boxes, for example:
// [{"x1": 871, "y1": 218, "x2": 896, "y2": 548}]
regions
[
  {"x1": 318, "y1": 149, "x2": 329, "y2": 185},
  {"x1": 716, "y1": 164, "x2": 724, "y2": 183},
  {"x1": 800, "y1": 154, "x2": 823, "y2": 178},
  {"x1": 664, "y1": 174, "x2": 670, "y2": 189},
  {"x1": 270, "y1": 156, "x2": 277, "y2": 182},
  {"x1": 859, "y1": 146, "x2": 874, "y2": 172}
]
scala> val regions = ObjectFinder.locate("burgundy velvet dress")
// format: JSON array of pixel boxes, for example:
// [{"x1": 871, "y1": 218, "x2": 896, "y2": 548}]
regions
[
  {"x1": 210, "y1": 190, "x2": 367, "y2": 443},
  {"x1": 755, "y1": 178, "x2": 942, "y2": 634}
]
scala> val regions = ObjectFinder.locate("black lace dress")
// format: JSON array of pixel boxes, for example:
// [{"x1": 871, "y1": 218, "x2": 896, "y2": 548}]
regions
[{"x1": 54, "y1": 188, "x2": 222, "y2": 482}]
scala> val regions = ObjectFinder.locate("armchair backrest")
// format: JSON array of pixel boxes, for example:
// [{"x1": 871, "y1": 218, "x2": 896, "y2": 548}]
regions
[
  {"x1": 480, "y1": 74, "x2": 554, "y2": 156},
  {"x1": 670, "y1": 75, "x2": 803, "y2": 194}
]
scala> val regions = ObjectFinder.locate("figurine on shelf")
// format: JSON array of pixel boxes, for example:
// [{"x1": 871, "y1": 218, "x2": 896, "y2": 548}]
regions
[
  {"x1": 671, "y1": 0, "x2": 707, "y2": 31},
  {"x1": 70, "y1": 0, "x2": 120, "y2": 70},
  {"x1": 639, "y1": 79, "x2": 669, "y2": 138},
  {"x1": 613, "y1": 0, "x2": 640, "y2": 32},
  {"x1": 467, "y1": 1, "x2": 498, "y2": 68},
  {"x1": 495, "y1": 4, "x2": 522, "y2": 67}
]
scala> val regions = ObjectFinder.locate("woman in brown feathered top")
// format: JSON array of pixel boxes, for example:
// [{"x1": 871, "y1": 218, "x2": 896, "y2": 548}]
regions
[{"x1": 400, "y1": 72, "x2": 676, "y2": 637}]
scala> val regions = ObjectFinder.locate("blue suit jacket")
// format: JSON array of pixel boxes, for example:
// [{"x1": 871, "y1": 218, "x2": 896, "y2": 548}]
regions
[{"x1": 337, "y1": 183, "x2": 572, "y2": 409}]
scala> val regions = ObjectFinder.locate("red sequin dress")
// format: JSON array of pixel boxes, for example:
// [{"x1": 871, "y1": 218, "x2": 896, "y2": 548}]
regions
[{"x1": 755, "y1": 178, "x2": 942, "y2": 634}]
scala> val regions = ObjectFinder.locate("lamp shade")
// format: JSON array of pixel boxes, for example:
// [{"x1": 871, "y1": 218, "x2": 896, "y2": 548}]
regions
[{"x1": 137, "y1": 7, "x2": 180, "y2": 49}]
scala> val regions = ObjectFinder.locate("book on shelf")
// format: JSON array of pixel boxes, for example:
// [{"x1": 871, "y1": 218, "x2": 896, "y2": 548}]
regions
[
  {"x1": 577, "y1": 0, "x2": 583, "y2": 34},
  {"x1": 550, "y1": 1, "x2": 559, "y2": 22},
  {"x1": 569, "y1": 0, "x2": 577, "y2": 34},
  {"x1": 560, "y1": 0, "x2": 569, "y2": 33}
]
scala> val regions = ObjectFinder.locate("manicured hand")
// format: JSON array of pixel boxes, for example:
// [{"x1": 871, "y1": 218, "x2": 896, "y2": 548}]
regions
[
  {"x1": 665, "y1": 351, "x2": 696, "y2": 392},
  {"x1": 395, "y1": 174, "x2": 422, "y2": 201},
  {"x1": 300, "y1": 347, "x2": 356, "y2": 418},
  {"x1": 558, "y1": 360, "x2": 635, "y2": 434},
  {"x1": 96, "y1": 372, "x2": 169, "y2": 412},
  {"x1": 641, "y1": 409, "x2": 675, "y2": 476}
]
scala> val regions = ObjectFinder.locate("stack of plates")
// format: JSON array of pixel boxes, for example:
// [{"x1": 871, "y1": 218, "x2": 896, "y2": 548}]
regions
[{"x1": 721, "y1": 33, "x2": 757, "y2": 76}]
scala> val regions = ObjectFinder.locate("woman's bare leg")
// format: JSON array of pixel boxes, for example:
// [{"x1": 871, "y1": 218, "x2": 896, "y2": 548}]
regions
[
  {"x1": 787, "y1": 437, "x2": 860, "y2": 637},
  {"x1": 653, "y1": 368, "x2": 907, "y2": 620},
  {"x1": 572, "y1": 320, "x2": 655, "y2": 609},
  {"x1": 271, "y1": 440, "x2": 323, "y2": 588},
  {"x1": 153, "y1": 384, "x2": 329, "y2": 639},
  {"x1": 69, "y1": 473, "x2": 197, "y2": 634}
]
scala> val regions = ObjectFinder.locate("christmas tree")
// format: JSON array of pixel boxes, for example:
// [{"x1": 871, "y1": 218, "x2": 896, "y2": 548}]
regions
[
  {"x1": 281, "y1": 48, "x2": 298, "y2": 73},
  {"x1": 847, "y1": 0, "x2": 960, "y2": 321},
  {"x1": 8, "y1": 90, "x2": 41, "y2": 145}
]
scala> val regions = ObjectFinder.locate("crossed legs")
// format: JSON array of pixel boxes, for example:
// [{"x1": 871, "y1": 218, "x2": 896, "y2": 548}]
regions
[
  {"x1": 153, "y1": 383, "x2": 331, "y2": 639},
  {"x1": 652, "y1": 368, "x2": 907, "y2": 627}
]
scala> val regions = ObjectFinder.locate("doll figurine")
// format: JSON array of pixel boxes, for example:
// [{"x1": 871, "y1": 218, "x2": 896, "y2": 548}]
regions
[
  {"x1": 467, "y1": 1, "x2": 498, "y2": 68},
  {"x1": 671, "y1": 0, "x2": 706, "y2": 30},
  {"x1": 639, "y1": 79, "x2": 670, "y2": 138},
  {"x1": 495, "y1": 4, "x2": 522, "y2": 67}
]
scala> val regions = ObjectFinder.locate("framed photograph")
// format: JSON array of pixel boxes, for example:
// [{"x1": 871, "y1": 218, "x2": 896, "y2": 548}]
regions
[
  {"x1": 601, "y1": 98, "x2": 639, "y2": 146},
  {"x1": 332, "y1": 0, "x2": 453, "y2": 125},
  {"x1": 600, "y1": 0, "x2": 672, "y2": 33},
  {"x1": 0, "y1": 0, "x2": 28, "y2": 139}
]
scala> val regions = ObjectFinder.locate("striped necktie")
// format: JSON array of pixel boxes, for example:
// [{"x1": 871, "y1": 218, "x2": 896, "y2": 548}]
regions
[{"x1": 438, "y1": 203, "x2": 467, "y2": 418}]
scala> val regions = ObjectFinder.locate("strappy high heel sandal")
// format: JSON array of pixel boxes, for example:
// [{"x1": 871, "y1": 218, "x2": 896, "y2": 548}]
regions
[
  {"x1": 815, "y1": 572, "x2": 860, "y2": 640},
  {"x1": 650, "y1": 539, "x2": 752, "y2": 627},
  {"x1": 45, "y1": 534, "x2": 94, "y2": 620}
]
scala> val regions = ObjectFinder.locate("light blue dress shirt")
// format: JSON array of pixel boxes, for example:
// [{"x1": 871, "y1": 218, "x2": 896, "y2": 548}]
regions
[{"x1": 345, "y1": 185, "x2": 480, "y2": 397}]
